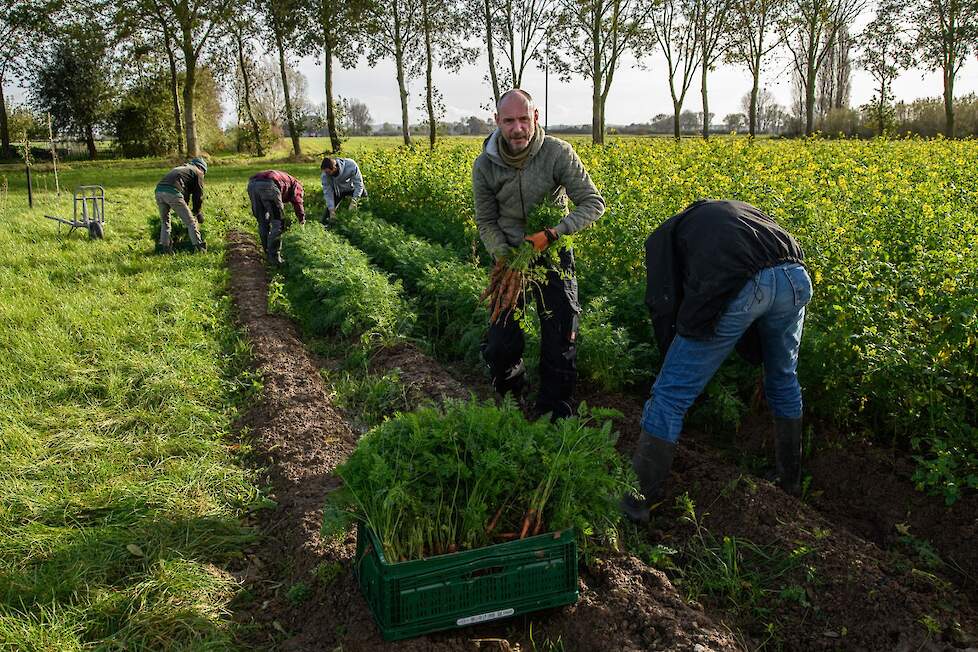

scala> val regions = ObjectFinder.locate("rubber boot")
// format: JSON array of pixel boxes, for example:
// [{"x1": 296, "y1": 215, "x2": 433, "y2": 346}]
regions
[
  {"x1": 491, "y1": 360, "x2": 526, "y2": 403},
  {"x1": 154, "y1": 242, "x2": 173, "y2": 255},
  {"x1": 621, "y1": 432, "x2": 676, "y2": 524},
  {"x1": 532, "y1": 399, "x2": 574, "y2": 423},
  {"x1": 193, "y1": 240, "x2": 208, "y2": 254},
  {"x1": 268, "y1": 221, "x2": 284, "y2": 266},
  {"x1": 774, "y1": 417, "x2": 803, "y2": 496}
]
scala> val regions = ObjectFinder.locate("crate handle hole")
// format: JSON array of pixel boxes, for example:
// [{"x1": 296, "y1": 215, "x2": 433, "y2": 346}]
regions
[{"x1": 466, "y1": 566, "x2": 504, "y2": 579}]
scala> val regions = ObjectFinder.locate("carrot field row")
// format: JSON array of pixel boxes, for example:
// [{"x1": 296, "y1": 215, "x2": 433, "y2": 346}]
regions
[{"x1": 355, "y1": 138, "x2": 978, "y2": 502}]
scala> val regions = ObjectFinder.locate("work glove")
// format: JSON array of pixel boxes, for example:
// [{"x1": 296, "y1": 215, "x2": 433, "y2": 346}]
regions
[
  {"x1": 195, "y1": 212, "x2": 204, "y2": 224},
  {"x1": 350, "y1": 198, "x2": 360, "y2": 212},
  {"x1": 525, "y1": 230, "x2": 550, "y2": 252}
]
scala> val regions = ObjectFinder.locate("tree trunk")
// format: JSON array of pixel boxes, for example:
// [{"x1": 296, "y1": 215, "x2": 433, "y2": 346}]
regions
[
  {"x1": 423, "y1": 0, "x2": 436, "y2": 149},
  {"x1": 700, "y1": 62, "x2": 710, "y2": 139},
  {"x1": 673, "y1": 101, "x2": 682, "y2": 140},
  {"x1": 324, "y1": 42, "x2": 342, "y2": 153},
  {"x1": 805, "y1": 56, "x2": 816, "y2": 136},
  {"x1": 183, "y1": 51, "x2": 199, "y2": 156},
  {"x1": 748, "y1": 67, "x2": 760, "y2": 138},
  {"x1": 484, "y1": 0, "x2": 500, "y2": 105},
  {"x1": 591, "y1": 83, "x2": 603, "y2": 145},
  {"x1": 394, "y1": 48, "x2": 412, "y2": 146},
  {"x1": 0, "y1": 85, "x2": 11, "y2": 159},
  {"x1": 943, "y1": 66, "x2": 955, "y2": 138},
  {"x1": 236, "y1": 32, "x2": 264, "y2": 157},
  {"x1": 85, "y1": 124, "x2": 97, "y2": 160},
  {"x1": 591, "y1": 13, "x2": 602, "y2": 145},
  {"x1": 600, "y1": 76, "x2": 613, "y2": 141},
  {"x1": 163, "y1": 29, "x2": 184, "y2": 157},
  {"x1": 275, "y1": 20, "x2": 302, "y2": 157},
  {"x1": 877, "y1": 77, "x2": 886, "y2": 136}
]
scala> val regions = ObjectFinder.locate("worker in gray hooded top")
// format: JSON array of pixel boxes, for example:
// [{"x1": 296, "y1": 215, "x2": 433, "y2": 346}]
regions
[
  {"x1": 320, "y1": 156, "x2": 366, "y2": 226},
  {"x1": 472, "y1": 88, "x2": 605, "y2": 420}
]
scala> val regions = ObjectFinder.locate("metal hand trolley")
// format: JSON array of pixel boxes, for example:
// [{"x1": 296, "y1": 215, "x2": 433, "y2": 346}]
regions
[{"x1": 44, "y1": 186, "x2": 106, "y2": 239}]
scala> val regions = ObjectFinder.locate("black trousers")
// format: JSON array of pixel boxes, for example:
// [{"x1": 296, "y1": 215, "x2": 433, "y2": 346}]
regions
[{"x1": 482, "y1": 247, "x2": 580, "y2": 415}]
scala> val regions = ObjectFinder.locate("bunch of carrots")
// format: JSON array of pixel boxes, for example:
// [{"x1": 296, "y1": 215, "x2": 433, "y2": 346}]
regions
[{"x1": 480, "y1": 242, "x2": 538, "y2": 323}]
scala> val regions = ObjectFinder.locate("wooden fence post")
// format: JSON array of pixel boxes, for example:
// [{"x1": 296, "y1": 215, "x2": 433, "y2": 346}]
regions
[
  {"x1": 23, "y1": 134, "x2": 32, "y2": 209},
  {"x1": 48, "y1": 113, "x2": 60, "y2": 196}
]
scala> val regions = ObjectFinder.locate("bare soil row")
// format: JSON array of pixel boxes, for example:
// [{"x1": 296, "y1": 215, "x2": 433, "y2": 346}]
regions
[{"x1": 225, "y1": 230, "x2": 976, "y2": 651}]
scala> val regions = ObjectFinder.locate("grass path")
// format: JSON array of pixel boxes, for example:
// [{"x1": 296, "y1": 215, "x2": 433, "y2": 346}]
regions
[{"x1": 0, "y1": 164, "x2": 309, "y2": 649}]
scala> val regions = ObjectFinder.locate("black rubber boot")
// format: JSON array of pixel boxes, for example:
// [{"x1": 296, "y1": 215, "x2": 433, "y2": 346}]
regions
[
  {"x1": 268, "y1": 221, "x2": 284, "y2": 266},
  {"x1": 154, "y1": 243, "x2": 173, "y2": 255},
  {"x1": 532, "y1": 399, "x2": 574, "y2": 423},
  {"x1": 774, "y1": 417, "x2": 803, "y2": 496},
  {"x1": 621, "y1": 433, "x2": 676, "y2": 524},
  {"x1": 491, "y1": 360, "x2": 526, "y2": 399},
  {"x1": 193, "y1": 241, "x2": 208, "y2": 254}
]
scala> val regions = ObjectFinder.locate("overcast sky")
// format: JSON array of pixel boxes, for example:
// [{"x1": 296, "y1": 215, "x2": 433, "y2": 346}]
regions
[
  {"x1": 8, "y1": 20, "x2": 978, "y2": 128},
  {"x1": 304, "y1": 44, "x2": 978, "y2": 127}
]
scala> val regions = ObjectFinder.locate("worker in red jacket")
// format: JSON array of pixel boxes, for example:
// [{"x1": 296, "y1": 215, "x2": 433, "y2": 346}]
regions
[{"x1": 247, "y1": 170, "x2": 306, "y2": 265}]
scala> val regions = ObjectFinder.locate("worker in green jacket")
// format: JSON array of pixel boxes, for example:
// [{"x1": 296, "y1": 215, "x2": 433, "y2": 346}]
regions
[
  {"x1": 155, "y1": 157, "x2": 207, "y2": 254},
  {"x1": 473, "y1": 89, "x2": 605, "y2": 420}
]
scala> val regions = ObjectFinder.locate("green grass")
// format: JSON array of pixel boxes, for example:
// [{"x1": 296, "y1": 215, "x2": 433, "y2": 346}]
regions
[{"x1": 0, "y1": 165, "x2": 266, "y2": 648}]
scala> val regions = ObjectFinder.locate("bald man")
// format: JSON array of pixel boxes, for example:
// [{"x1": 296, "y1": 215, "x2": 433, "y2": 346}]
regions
[{"x1": 473, "y1": 89, "x2": 605, "y2": 421}]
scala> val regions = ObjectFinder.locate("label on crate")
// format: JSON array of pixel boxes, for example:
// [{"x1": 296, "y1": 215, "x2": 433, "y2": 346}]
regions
[{"x1": 456, "y1": 608, "x2": 515, "y2": 626}]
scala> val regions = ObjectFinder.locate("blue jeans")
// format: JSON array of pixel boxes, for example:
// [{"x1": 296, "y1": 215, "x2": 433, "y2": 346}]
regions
[{"x1": 641, "y1": 263, "x2": 812, "y2": 443}]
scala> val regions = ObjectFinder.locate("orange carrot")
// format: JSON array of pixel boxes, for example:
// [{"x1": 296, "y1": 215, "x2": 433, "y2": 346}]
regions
[
  {"x1": 485, "y1": 504, "x2": 506, "y2": 535},
  {"x1": 519, "y1": 509, "x2": 535, "y2": 539},
  {"x1": 480, "y1": 264, "x2": 506, "y2": 301},
  {"x1": 532, "y1": 512, "x2": 545, "y2": 536},
  {"x1": 498, "y1": 273, "x2": 523, "y2": 322},
  {"x1": 490, "y1": 270, "x2": 521, "y2": 322}
]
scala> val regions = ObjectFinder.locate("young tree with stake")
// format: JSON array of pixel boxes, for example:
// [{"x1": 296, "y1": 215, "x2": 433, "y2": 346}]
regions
[
  {"x1": 552, "y1": 0, "x2": 651, "y2": 144},
  {"x1": 859, "y1": 0, "x2": 914, "y2": 136},
  {"x1": 782, "y1": 0, "x2": 866, "y2": 136},
  {"x1": 648, "y1": 0, "x2": 702, "y2": 140},
  {"x1": 909, "y1": 0, "x2": 978, "y2": 138},
  {"x1": 726, "y1": 0, "x2": 786, "y2": 138}
]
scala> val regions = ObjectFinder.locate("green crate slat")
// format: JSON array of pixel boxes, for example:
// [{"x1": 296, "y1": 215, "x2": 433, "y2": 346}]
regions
[{"x1": 355, "y1": 523, "x2": 579, "y2": 641}]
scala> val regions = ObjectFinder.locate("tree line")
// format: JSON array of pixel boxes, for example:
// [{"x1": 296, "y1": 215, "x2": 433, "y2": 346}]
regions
[{"x1": 1, "y1": 0, "x2": 976, "y2": 160}]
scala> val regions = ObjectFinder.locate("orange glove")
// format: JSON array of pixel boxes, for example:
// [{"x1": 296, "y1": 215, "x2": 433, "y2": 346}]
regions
[{"x1": 525, "y1": 231, "x2": 550, "y2": 252}]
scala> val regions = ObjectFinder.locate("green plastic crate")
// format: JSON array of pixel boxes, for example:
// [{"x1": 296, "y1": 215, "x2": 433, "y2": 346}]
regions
[{"x1": 354, "y1": 523, "x2": 579, "y2": 641}]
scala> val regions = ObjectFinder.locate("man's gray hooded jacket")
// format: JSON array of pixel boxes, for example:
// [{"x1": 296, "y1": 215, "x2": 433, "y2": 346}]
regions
[{"x1": 472, "y1": 129, "x2": 605, "y2": 259}]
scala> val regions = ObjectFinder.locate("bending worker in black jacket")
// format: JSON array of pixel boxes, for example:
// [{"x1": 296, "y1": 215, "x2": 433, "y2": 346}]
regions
[
  {"x1": 622, "y1": 200, "x2": 812, "y2": 523},
  {"x1": 155, "y1": 157, "x2": 207, "y2": 254}
]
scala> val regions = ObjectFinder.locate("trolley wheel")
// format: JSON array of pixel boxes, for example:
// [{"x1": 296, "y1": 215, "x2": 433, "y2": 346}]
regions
[{"x1": 88, "y1": 221, "x2": 104, "y2": 240}]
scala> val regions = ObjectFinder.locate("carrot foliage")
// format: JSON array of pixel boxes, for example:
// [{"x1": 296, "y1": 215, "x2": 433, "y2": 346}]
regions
[{"x1": 322, "y1": 400, "x2": 634, "y2": 563}]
